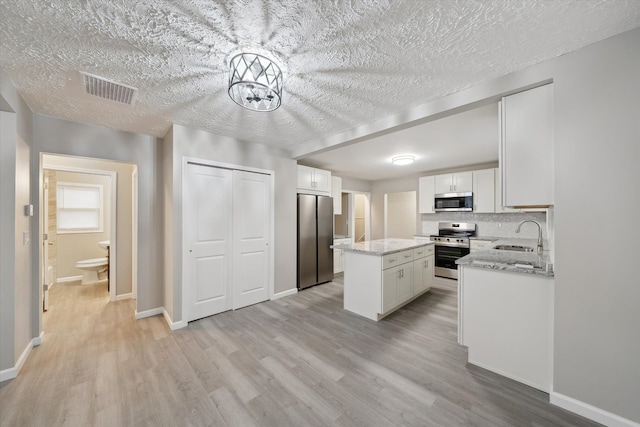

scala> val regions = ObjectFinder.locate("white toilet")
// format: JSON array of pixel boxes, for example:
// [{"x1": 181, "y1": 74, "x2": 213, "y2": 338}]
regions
[{"x1": 76, "y1": 257, "x2": 108, "y2": 285}]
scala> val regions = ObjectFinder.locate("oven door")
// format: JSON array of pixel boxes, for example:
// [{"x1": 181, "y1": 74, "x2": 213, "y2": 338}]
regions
[{"x1": 434, "y1": 245, "x2": 469, "y2": 279}]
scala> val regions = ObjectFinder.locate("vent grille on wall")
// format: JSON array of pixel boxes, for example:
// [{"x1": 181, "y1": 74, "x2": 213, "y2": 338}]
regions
[{"x1": 81, "y1": 72, "x2": 137, "y2": 105}]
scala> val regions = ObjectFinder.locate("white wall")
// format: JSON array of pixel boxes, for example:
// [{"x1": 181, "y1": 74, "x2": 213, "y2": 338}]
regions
[
  {"x1": 370, "y1": 174, "x2": 421, "y2": 240},
  {"x1": 384, "y1": 191, "x2": 416, "y2": 239},
  {"x1": 164, "y1": 124, "x2": 297, "y2": 323}
]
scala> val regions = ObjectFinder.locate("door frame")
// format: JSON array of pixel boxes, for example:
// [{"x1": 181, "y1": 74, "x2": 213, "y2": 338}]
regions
[
  {"x1": 40, "y1": 161, "x2": 118, "y2": 302},
  {"x1": 342, "y1": 190, "x2": 371, "y2": 243},
  {"x1": 181, "y1": 157, "x2": 275, "y2": 323}
]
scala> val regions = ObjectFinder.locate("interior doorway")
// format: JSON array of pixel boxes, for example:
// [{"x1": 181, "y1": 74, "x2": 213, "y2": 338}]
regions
[
  {"x1": 336, "y1": 191, "x2": 371, "y2": 243},
  {"x1": 40, "y1": 154, "x2": 138, "y2": 312}
]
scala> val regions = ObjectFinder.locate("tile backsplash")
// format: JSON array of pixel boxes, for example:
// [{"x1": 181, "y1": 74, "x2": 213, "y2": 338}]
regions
[{"x1": 420, "y1": 212, "x2": 548, "y2": 240}]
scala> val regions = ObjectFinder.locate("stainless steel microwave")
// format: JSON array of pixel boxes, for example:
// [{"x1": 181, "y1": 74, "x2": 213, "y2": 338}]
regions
[{"x1": 434, "y1": 192, "x2": 473, "y2": 212}]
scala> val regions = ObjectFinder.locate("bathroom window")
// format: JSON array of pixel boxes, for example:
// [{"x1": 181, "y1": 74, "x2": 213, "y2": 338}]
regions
[{"x1": 57, "y1": 183, "x2": 103, "y2": 233}]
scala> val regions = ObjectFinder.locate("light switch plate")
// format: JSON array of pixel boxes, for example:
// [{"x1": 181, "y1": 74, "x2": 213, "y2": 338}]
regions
[
  {"x1": 23, "y1": 231, "x2": 29, "y2": 245},
  {"x1": 24, "y1": 204, "x2": 33, "y2": 216}
]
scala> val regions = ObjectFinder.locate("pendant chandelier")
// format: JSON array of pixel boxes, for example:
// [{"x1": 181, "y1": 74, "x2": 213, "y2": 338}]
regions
[{"x1": 228, "y1": 53, "x2": 283, "y2": 112}]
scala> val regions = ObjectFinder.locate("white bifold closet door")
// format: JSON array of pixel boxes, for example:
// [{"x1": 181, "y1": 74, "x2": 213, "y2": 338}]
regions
[
  {"x1": 185, "y1": 163, "x2": 271, "y2": 322},
  {"x1": 232, "y1": 170, "x2": 271, "y2": 309}
]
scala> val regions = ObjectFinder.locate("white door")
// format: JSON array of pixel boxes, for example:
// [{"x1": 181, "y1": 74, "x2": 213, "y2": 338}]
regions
[
  {"x1": 232, "y1": 170, "x2": 271, "y2": 309},
  {"x1": 185, "y1": 164, "x2": 233, "y2": 321}
]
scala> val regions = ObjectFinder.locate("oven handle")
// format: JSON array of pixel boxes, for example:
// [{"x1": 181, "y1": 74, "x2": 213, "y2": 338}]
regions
[{"x1": 433, "y1": 242, "x2": 470, "y2": 249}]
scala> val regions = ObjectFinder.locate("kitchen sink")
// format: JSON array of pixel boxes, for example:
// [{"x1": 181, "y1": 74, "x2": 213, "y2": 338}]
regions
[
  {"x1": 509, "y1": 260, "x2": 544, "y2": 270},
  {"x1": 493, "y1": 244, "x2": 534, "y2": 252}
]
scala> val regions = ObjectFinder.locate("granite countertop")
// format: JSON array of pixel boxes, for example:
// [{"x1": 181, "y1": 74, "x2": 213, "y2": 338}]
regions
[
  {"x1": 333, "y1": 238, "x2": 434, "y2": 256},
  {"x1": 469, "y1": 236, "x2": 501, "y2": 241},
  {"x1": 457, "y1": 238, "x2": 554, "y2": 277}
]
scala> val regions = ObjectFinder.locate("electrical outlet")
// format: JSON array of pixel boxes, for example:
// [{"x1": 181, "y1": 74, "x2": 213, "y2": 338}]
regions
[{"x1": 23, "y1": 231, "x2": 29, "y2": 245}]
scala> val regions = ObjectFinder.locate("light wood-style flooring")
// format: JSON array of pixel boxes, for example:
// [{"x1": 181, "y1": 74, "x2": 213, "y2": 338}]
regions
[{"x1": 0, "y1": 278, "x2": 600, "y2": 426}]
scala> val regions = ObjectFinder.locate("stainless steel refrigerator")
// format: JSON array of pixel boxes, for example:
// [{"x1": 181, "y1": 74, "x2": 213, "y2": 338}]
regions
[{"x1": 297, "y1": 194, "x2": 334, "y2": 290}]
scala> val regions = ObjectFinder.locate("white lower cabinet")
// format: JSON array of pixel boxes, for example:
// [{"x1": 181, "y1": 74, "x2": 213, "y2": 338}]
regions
[
  {"x1": 343, "y1": 243, "x2": 435, "y2": 321},
  {"x1": 382, "y1": 263, "x2": 413, "y2": 313},
  {"x1": 333, "y1": 237, "x2": 351, "y2": 274},
  {"x1": 459, "y1": 266, "x2": 553, "y2": 392},
  {"x1": 412, "y1": 246, "x2": 434, "y2": 294}
]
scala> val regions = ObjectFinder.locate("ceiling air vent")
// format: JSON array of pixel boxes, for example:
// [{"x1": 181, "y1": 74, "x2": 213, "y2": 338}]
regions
[{"x1": 81, "y1": 72, "x2": 137, "y2": 105}]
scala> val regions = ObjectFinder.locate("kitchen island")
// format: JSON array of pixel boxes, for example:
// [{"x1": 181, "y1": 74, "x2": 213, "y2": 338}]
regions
[
  {"x1": 455, "y1": 240, "x2": 554, "y2": 392},
  {"x1": 333, "y1": 238, "x2": 435, "y2": 321}
]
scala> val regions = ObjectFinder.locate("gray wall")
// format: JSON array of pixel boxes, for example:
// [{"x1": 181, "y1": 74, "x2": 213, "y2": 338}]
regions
[
  {"x1": 32, "y1": 114, "x2": 163, "y2": 316},
  {"x1": 165, "y1": 124, "x2": 297, "y2": 322},
  {"x1": 0, "y1": 67, "x2": 34, "y2": 373},
  {"x1": 550, "y1": 29, "x2": 639, "y2": 421}
]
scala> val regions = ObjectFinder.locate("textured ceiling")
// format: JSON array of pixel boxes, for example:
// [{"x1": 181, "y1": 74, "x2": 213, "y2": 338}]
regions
[{"x1": 1, "y1": 1, "x2": 640, "y2": 157}]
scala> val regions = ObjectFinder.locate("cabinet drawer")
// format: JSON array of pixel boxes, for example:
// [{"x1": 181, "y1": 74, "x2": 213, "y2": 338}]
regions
[
  {"x1": 398, "y1": 249, "x2": 414, "y2": 264},
  {"x1": 413, "y1": 245, "x2": 435, "y2": 259},
  {"x1": 382, "y1": 249, "x2": 413, "y2": 269},
  {"x1": 382, "y1": 253, "x2": 399, "y2": 269}
]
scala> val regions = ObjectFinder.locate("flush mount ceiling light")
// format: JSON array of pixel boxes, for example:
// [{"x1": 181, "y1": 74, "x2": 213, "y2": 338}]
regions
[
  {"x1": 228, "y1": 53, "x2": 283, "y2": 112},
  {"x1": 391, "y1": 155, "x2": 415, "y2": 166}
]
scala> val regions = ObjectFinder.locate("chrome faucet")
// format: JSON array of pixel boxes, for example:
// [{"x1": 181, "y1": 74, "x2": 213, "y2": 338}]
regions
[{"x1": 516, "y1": 220, "x2": 544, "y2": 254}]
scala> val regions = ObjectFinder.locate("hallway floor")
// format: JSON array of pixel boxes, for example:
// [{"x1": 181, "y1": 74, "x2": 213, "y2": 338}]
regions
[{"x1": 0, "y1": 279, "x2": 599, "y2": 426}]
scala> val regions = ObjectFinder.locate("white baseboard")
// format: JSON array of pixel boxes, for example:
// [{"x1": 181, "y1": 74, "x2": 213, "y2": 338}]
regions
[
  {"x1": 113, "y1": 292, "x2": 132, "y2": 301},
  {"x1": 271, "y1": 288, "x2": 297, "y2": 300},
  {"x1": 0, "y1": 334, "x2": 42, "y2": 382},
  {"x1": 134, "y1": 307, "x2": 163, "y2": 320},
  {"x1": 551, "y1": 391, "x2": 640, "y2": 427},
  {"x1": 32, "y1": 331, "x2": 44, "y2": 346},
  {"x1": 57, "y1": 275, "x2": 82, "y2": 284},
  {"x1": 163, "y1": 309, "x2": 187, "y2": 330},
  {"x1": 0, "y1": 366, "x2": 17, "y2": 382}
]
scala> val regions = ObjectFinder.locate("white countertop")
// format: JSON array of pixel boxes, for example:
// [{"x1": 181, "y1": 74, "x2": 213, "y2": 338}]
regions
[
  {"x1": 457, "y1": 238, "x2": 554, "y2": 276},
  {"x1": 333, "y1": 238, "x2": 434, "y2": 256}
]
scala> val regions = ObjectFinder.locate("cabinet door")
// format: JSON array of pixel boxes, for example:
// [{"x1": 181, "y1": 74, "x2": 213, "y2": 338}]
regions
[
  {"x1": 331, "y1": 176, "x2": 342, "y2": 214},
  {"x1": 333, "y1": 248, "x2": 342, "y2": 274},
  {"x1": 425, "y1": 255, "x2": 434, "y2": 291},
  {"x1": 472, "y1": 169, "x2": 495, "y2": 213},
  {"x1": 313, "y1": 169, "x2": 332, "y2": 194},
  {"x1": 418, "y1": 176, "x2": 435, "y2": 213},
  {"x1": 413, "y1": 258, "x2": 426, "y2": 294},
  {"x1": 382, "y1": 267, "x2": 400, "y2": 313},
  {"x1": 452, "y1": 172, "x2": 473, "y2": 193},
  {"x1": 397, "y1": 264, "x2": 413, "y2": 303},
  {"x1": 501, "y1": 84, "x2": 554, "y2": 207},
  {"x1": 297, "y1": 165, "x2": 314, "y2": 191},
  {"x1": 494, "y1": 168, "x2": 520, "y2": 213},
  {"x1": 435, "y1": 174, "x2": 453, "y2": 194}
]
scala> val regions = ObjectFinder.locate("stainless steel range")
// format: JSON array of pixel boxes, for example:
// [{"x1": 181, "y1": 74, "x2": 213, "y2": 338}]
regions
[{"x1": 430, "y1": 222, "x2": 476, "y2": 279}]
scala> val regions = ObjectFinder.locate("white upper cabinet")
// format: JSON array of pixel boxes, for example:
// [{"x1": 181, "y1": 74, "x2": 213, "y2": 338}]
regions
[
  {"x1": 500, "y1": 84, "x2": 554, "y2": 207},
  {"x1": 418, "y1": 176, "x2": 435, "y2": 213},
  {"x1": 297, "y1": 165, "x2": 332, "y2": 196},
  {"x1": 435, "y1": 171, "x2": 473, "y2": 194},
  {"x1": 494, "y1": 168, "x2": 520, "y2": 213},
  {"x1": 472, "y1": 169, "x2": 495, "y2": 213},
  {"x1": 331, "y1": 176, "x2": 342, "y2": 214}
]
